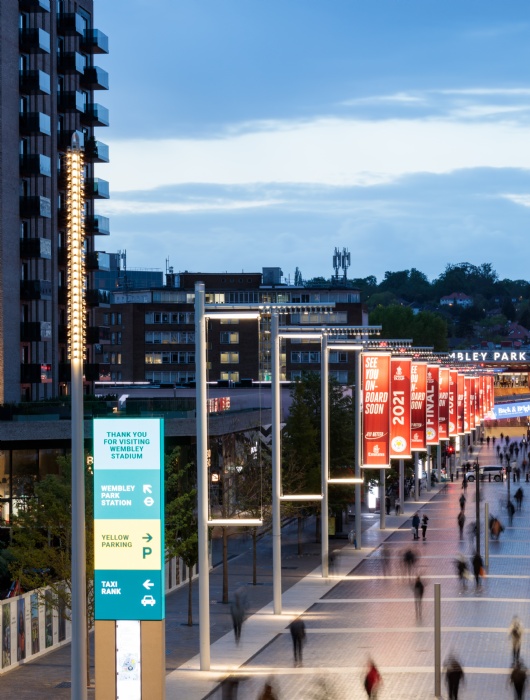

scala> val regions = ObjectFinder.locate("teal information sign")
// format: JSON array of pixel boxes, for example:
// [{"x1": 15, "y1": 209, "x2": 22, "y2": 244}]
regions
[{"x1": 93, "y1": 418, "x2": 165, "y2": 621}]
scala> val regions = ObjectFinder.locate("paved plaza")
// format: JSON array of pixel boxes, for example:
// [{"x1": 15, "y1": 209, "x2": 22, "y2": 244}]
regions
[{"x1": 2, "y1": 435, "x2": 530, "y2": 698}]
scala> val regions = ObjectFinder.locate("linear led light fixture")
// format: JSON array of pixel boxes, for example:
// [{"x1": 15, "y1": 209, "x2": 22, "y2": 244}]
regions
[
  {"x1": 327, "y1": 477, "x2": 363, "y2": 484},
  {"x1": 279, "y1": 494, "x2": 324, "y2": 501},
  {"x1": 207, "y1": 518, "x2": 263, "y2": 527},
  {"x1": 202, "y1": 305, "x2": 263, "y2": 528},
  {"x1": 281, "y1": 325, "x2": 382, "y2": 336}
]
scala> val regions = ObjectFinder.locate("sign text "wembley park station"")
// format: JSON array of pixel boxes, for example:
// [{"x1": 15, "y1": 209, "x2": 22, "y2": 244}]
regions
[{"x1": 451, "y1": 351, "x2": 528, "y2": 363}]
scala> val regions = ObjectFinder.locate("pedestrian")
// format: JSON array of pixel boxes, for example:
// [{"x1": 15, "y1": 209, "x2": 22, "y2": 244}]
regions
[
  {"x1": 230, "y1": 593, "x2": 245, "y2": 645},
  {"x1": 455, "y1": 554, "x2": 469, "y2": 591},
  {"x1": 493, "y1": 435, "x2": 497, "y2": 446},
  {"x1": 289, "y1": 617, "x2": 306, "y2": 666},
  {"x1": 445, "y1": 654, "x2": 465, "y2": 700},
  {"x1": 222, "y1": 677, "x2": 240, "y2": 700},
  {"x1": 459, "y1": 493, "x2": 466, "y2": 511},
  {"x1": 510, "y1": 616, "x2": 524, "y2": 664},
  {"x1": 412, "y1": 512, "x2": 420, "y2": 540},
  {"x1": 515, "y1": 487, "x2": 524, "y2": 511},
  {"x1": 414, "y1": 575, "x2": 424, "y2": 619},
  {"x1": 472, "y1": 551, "x2": 484, "y2": 590},
  {"x1": 462, "y1": 475, "x2": 468, "y2": 493},
  {"x1": 510, "y1": 660, "x2": 527, "y2": 700},
  {"x1": 385, "y1": 495, "x2": 391, "y2": 516},
  {"x1": 257, "y1": 679, "x2": 278, "y2": 700},
  {"x1": 487, "y1": 435, "x2": 491, "y2": 447},
  {"x1": 395, "y1": 497, "x2": 401, "y2": 516},
  {"x1": 403, "y1": 548, "x2": 417, "y2": 580},
  {"x1": 421, "y1": 514, "x2": 429, "y2": 541},
  {"x1": 364, "y1": 658, "x2": 382, "y2": 698},
  {"x1": 328, "y1": 550, "x2": 336, "y2": 575},
  {"x1": 508, "y1": 500, "x2": 516, "y2": 526},
  {"x1": 457, "y1": 510, "x2": 466, "y2": 540}
]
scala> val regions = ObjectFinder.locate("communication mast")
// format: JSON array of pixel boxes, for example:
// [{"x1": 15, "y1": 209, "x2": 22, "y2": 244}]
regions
[{"x1": 332, "y1": 247, "x2": 351, "y2": 281}]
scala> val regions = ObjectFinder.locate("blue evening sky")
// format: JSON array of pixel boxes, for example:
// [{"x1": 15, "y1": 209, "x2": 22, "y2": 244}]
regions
[{"x1": 94, "y1": 1, "x2": 530, "y2": 284}]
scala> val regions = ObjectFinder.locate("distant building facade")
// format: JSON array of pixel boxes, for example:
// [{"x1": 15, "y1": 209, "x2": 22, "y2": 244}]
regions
[
  {"x1": 95, "y1": 268, "x2": 368, "y2": 385},
  {"x1": 440, "y1": 292, "x2": 473, "y2": 308}
]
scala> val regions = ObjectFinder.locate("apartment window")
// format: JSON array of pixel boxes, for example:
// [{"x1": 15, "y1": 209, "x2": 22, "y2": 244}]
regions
[
  {"x1": 330, "y1": 370, "x2": 349, "y2": 384},
  {"x1": 329, "y1": 351, "x2": 348, "y2": 363},
  {"x1": 103, "y1": 313, "x2": 109, "y2": 324},
  {"x1": 116, "y1": 332, "x2": 122, "y2": 345},
  {"x1": 290, "y1": 351, "x2": 321, "y2": 364},
  {"x1": 220, "y1": 372, "x2": 239, "y2": 382},
  {"x1": 220, "y1": 319, "x2": 239, "y2": 325},
  {"x1": 220, "y1": 332, "x2": 239, "y2": 344},
  {"x1": 220, "y1": 352, "x2": 239, "y2": 364},
  {"x1": 117, "y1": 313, "x2": 122, "y2": 324},
  {"x1": 145, "y1": 331, "x2": 194, "y2": 344}
]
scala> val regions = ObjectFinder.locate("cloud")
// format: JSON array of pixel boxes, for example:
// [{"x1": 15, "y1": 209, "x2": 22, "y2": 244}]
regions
[
  {"x1": 341, "y1": 92, "x2": 426, "y2": 106},
  {"x1": 98, "y1": 197, "x2": 282, "y2": 216},
  {"x1": 103, "y1": 115, "x2": 530, "y2": 193},
  {"x1": 501, "y1": 193, "x2": 530, "y2": 208}
]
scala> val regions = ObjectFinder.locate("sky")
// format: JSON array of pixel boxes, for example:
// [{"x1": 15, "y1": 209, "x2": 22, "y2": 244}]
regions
[{"x1": 94, "y1": 1, "x2": 530, "y2": 285}]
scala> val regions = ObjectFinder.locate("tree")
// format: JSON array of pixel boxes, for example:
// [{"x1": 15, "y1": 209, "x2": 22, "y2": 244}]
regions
[
  {"x1": 370, "y1": 305, "x2": 448, "y2": 351},
  {"x1": 7, "y1": 455, "x2": 94, "y2": 685},
  {"x1": 165, "y1": 448, "x2": 198, "y2": 626}
]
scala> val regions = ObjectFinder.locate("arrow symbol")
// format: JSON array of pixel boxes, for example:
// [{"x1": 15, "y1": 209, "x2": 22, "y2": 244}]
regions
[
  {"x1": 143, "y1": 533, "x2": 153, "y2": 543},
  {"x1": 143, "y1": 579, "x2": 154, "y2": 590},
  {"x1": 143, "y1": 484, "x2": 152, "y2": 494}
]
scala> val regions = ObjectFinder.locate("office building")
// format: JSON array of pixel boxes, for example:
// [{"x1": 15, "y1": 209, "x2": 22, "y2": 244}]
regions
[{"x1": 0, "y1": 0, "x2": 109, "y2": 403}]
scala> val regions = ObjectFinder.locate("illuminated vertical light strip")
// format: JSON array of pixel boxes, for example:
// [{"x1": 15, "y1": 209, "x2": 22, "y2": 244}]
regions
[{"x1": 66, "y1": 133, "x2": 87, "y2": 700}]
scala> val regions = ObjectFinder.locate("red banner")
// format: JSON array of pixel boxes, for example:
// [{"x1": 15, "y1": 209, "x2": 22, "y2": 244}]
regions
[
  {"x1": 426, "y1": 364, "x2": 440, "y2": 445},
  {"x1": 438, "y1": 368, "x2": 449, "y2": 441},
  {"x1": 390, "y1": 357, "x2": 411, "y2": 459},
  {"x1": 464, "y1": 376, "x2": 471, "y2": 434},
  {"x1": 469, "y1": 376, "x2": 477, "y2": 428},
  {"x1": 362, "y1": 353, "x2": 390, "y2": 467},
  {"x1": 457, "y1": 374, "x2": 465, "y2": 435},
  {"x1": 411, "y1": 362, "x2": 427, "y2": 452},
  {"x1": 449, "y1": 370, "x2": 458, "y2": 437}
]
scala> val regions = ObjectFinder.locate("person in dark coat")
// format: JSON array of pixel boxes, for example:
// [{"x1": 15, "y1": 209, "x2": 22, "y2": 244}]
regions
[
  {"x1": 457, "y1": 510, "x2": 466, "y2": 540},
  {"x1": 445, "y1": 655, "x2": 465, "y2": 699},
  {"x1": 421, "y1": 514, "x2": 429, "y2": 540},
  {"x1": 289, "y1": 617, "x2": 306, "y2": 665},
  {"x1": 472, "y1": 551, "x2": 484, "y2": 590},
  {"x1": 230, "y1": 593, "x2": 245, "y2": 645},
  {"x1": 412, "y1": 512, "x2": 420, "y2": 540},
  {"x1": 413, "y1": 575, "x2": 425, "y2": 619},
  {"x1": 510, "y1": 660, "x2": 527, "y2": 700}
]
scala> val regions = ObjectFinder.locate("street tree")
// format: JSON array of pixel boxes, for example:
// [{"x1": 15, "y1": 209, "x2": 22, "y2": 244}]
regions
[{"x1": 165, "y1": 447, "x2": 198, "y2": 626}]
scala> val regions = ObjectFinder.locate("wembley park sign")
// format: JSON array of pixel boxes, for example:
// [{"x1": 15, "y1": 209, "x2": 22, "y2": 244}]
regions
[{"x1": 450, "y1": 351, "x2": 529, "y2": 363}]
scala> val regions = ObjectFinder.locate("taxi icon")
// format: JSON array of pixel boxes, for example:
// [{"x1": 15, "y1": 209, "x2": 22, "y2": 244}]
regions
[{"x1": 141, "y1": 594, "x2": 156, "y2": 607}]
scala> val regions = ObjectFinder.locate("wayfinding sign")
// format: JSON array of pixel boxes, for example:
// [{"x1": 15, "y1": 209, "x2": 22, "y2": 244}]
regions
[{"x1": 93, "y1": 418, "x2": 165, "y2": 621}]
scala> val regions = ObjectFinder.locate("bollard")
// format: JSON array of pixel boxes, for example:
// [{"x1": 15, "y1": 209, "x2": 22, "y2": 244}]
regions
[{"x1": 489, "y1": 474, "x2": 491, "y2": 482}]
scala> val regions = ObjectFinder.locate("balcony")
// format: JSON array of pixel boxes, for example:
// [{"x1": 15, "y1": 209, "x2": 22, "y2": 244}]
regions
[
  {"x1": 86, "y1": 178, "x2": 109, "y2": 199},
  {"x1": 57, "y1": 12, "x2": 84, "y2": 36},
  {"x1": 19, "y1": 0, "x2": 51, "y2": 11},
  {"x1": 21, "y1": 363, "x2": 52, "y2": 384},
  {"x1": 20, "y1": 322, "x2": 52, "y2": 342},
  {"x1": 81, "y1": 103, "x2": 109, "y2": 127},
  {"x1": 86, "y1": 251, "x2": 111, "y2": 271},
  {"x1": 20, "y1": 237, "x2": 52, "y2": 260},
  {"x1": 58, "y1": 51, "x2": 85, "y2": 75},
  {"x1": 82, "y1": 66, "x2": 109, "y2": 91},
  {"x1": 85, "y1": 215, "x2": 110, "y2": 236},
  {"x1": 20, "y1": 153, "x2": 52, "y2": 178},
  {"x1": 84, "y1": 137, "x2": 109, "y2": 163},
  {"x1": 20, "y1": 195, "x2": 52, "y2": 218},
  {"x1": 19, "y1": 70, "x2": 51, "y2": 95},
  {"x1": 87, "y1": 326, "x2": 111, "y2": 344},
  {"x1": 20, "y1": 279, "x2": 52, "y2": 301},
  {"x1": 86, "y1": 289, "x2": 110, "y2": 307},
  {"x1": 58, "y1": 90, "x2": 85, "y2": 114},
  {"x1": 19, "y1": 28, "x2": 50, "y2": 54},
  {"x1": 81, "y1": 28, "x2": 109, "y2": 55},
  {"x1": 20, "y1": 111, "x2": 51, "y2": 136},
  {"x1": 57, "y1": 129, "x2": 84, "y2": 151}
]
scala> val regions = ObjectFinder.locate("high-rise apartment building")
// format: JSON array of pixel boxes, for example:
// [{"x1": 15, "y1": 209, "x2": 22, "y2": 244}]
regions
[{"x1": 0, "y1": 0, "x2": 109, "y2": 403}]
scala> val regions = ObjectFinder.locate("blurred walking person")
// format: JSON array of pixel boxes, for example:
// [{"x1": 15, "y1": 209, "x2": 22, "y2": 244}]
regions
[
  {"x1": 364, "y1": 658, "x2": 382, "y2": 699},
  {"x1": 257, "y1": 679, "x2": 278, "y2": 700},
  {"x1": 510, "y1": 616, "x2": 524, "y2": 664},
  {"x1": 459, "y1": 493, "x2": 466, "y2": 511},
  {"x1": 414, "y1": 575, "x2": 424, "y2": 620},
  {"x1": 510, "y1": 660, "x2": 527, "y2": 700},
  {"x1": 472, "y1": 551, "x2": 484, "y2": 590},
  {"x1": 289, "y1": 617, "x2": 306, "y2": 666},
  {"x1": 455, "y1": 555, "x2": 469, "y2": 591},
  {"x1": 445, "y1": 654, "x2": 465, "y2": 699},
  {"x1": 457, "y1": 510, "x2": 466, "y2": 540},
  {"x1": 230, "y1": 593, "x2": 245, "y2": 645},
  {"x1": 421, "y1": 514, "x2": 429, "y2": 541}
]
